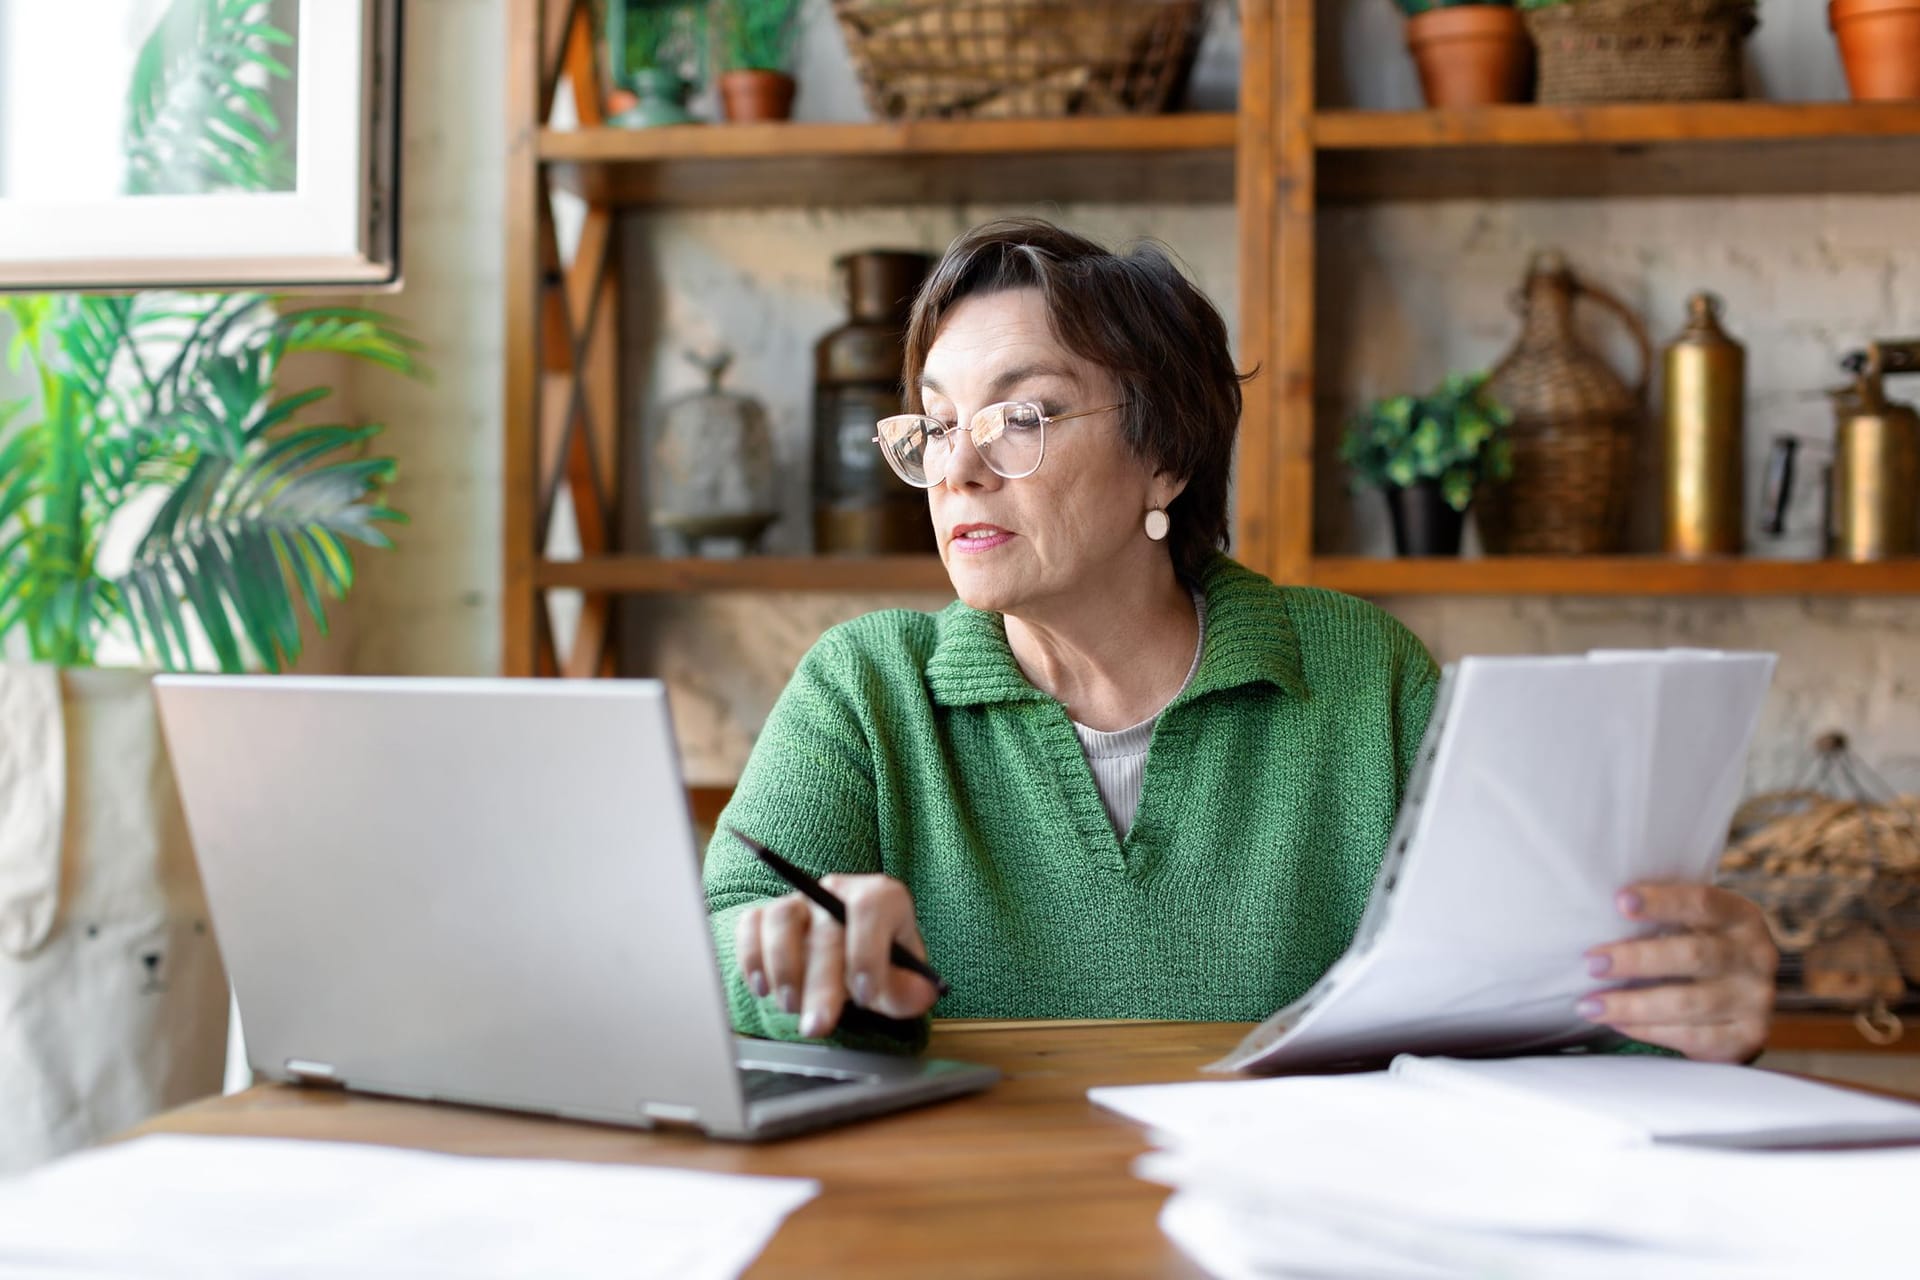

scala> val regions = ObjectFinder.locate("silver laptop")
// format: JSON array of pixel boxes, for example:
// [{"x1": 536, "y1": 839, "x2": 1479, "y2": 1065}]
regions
[{"x1": 153, "y1": 675, "x2": 998, "y2": 1140}]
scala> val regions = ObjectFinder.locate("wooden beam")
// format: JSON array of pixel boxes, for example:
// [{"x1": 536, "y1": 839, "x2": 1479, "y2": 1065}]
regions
[
  {"x1": 561, "y1": 0, "x2": 604, "y2": 127},
  {"x1": 502, "y1": 0, "x2": 543, "y2": 677},
  {"x1": 1270, "y1": 0, "x2": 1315, "y2": 587},
  {"x1": 1232, "y1": 0, "x2": 1276, "y2": 577}
]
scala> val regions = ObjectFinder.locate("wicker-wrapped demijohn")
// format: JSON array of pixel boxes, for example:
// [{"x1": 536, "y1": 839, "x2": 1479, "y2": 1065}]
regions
[{"x1": 1479, "y1": 251, "x2": 1650, "y2": 556}]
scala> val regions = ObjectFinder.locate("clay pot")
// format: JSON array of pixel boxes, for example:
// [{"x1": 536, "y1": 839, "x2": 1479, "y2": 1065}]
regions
[
  {"x1": 1406, "y1": 5, "x2": 1534, "y2": 108},
  {"x1": 719, "y1": 69, "x2": 797, "y2": 122},
  {"x1": 1831, "y1": 0, "x2": 1920, "y2": 101}
]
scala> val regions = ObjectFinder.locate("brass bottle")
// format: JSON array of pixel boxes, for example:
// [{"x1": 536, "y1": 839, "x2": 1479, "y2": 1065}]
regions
[
  {"x1": 1832, "y1": 342, "x2": 1920, "y2": 562},
  {"x1": 1661, "y1": 293, "x2": 1746, "y2": 558}
]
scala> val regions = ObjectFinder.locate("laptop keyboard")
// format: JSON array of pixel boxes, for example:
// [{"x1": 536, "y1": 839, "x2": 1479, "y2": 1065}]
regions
[{"x1": 739, "y1": 1067, "x2": 859, "y2": 1104}]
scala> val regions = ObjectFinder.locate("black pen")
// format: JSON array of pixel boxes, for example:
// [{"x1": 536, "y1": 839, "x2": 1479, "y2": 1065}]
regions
[{"x1": 726, "y1": 825, "x2": 951, "y2": 998}]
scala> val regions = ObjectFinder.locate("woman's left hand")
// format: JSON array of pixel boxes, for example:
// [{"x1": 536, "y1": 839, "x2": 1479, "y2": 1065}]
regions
[{"x1": 1579, "y1": 882, "x2": 1779, "y2": 1063}]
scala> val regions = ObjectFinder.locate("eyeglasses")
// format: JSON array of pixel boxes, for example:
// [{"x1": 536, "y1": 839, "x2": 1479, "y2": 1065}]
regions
[{"x1": 872, "y1": 401, "x2": 1120, "y2": 489}]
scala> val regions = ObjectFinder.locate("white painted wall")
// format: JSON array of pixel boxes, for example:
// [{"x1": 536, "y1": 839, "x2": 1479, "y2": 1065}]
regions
[{"x1": 342, "y1": 0, "x2": 1920, "y2": 797}]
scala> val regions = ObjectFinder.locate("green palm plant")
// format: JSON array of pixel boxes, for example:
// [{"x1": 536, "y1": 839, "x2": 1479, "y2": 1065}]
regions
[
  {"x1": 125, "y1": 0, "x2": 296, "y2": 196},
  {"x1": 0, "y1": 294, "x2": 422, "y2": 671}
]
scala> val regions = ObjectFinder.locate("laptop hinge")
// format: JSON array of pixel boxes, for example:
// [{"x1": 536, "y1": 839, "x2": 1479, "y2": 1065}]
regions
[{"x1": 285, "y1": 1059, "x2": 342, "y2": 1086}]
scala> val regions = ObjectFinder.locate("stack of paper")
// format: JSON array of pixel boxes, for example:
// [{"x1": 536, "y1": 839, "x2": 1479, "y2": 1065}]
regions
[
  {"x1": 0, "y1": 1136, "x2": 819, "y2": 1279},
  {"x1": 1092, "y1": 1055, "x2": 1920, "y2": 1279}
]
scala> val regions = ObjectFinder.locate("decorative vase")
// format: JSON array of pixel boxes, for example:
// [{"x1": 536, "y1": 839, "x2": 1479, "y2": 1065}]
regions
[
  {"x1": 813, "y1": 250, "x2": 938, "y2": 555},
  {"x1": 719, "y1": 69, "x2": 797, "y2": 122},
  {"x1": 648, "y1": 350, "x2": 779, "y2": 557},
  {"x1": 1386, "y1": 481, "x2": 1468, "y2": 557},
  {"x1": 1831, "y1": 0, "x2": 1920, "y2": 101},
  {"x1": 1405, "y1": 5, "x2": 1534, "y2": 108},
  {"x1": 610, "y1": 67, "x2": 698, "y2": 127},
  {"x1": 0, "y1": 665, "x2": 229, "y2": 1173},
  {"x1": 1479, "y1": 251, "x2": 1651, "y2": 556}
]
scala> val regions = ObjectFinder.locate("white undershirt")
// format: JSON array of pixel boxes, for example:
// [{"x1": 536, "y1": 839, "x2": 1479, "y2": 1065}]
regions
[{"x1": 1070, "y1": 589, "x2": 1206, "y2": 837}]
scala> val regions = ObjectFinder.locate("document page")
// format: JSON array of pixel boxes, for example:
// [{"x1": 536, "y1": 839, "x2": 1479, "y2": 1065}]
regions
[
  {"x1": 0, "y1": 1135, "x2": 820, "y2": 1279},
  {"x1": 1213, "y1": 650, "x2": 1776, "y2": 1074}
]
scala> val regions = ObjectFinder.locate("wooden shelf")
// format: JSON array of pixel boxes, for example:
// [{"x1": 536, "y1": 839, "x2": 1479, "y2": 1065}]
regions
[
  {"x1": 540, "y1": 115, "x2": 1238, "y2": 208},
  {"x1": 1314, "y1": 102, "x2": 1920, "y2": 202},
  {"x1": 533, "y1": 555, "x2": 954, "y2": 594},
  {"x1": 1310, "y1": 556, "x2": 1920, "y2": 597}
]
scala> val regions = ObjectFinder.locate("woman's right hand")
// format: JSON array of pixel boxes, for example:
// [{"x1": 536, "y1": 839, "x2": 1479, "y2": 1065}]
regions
[{"x1": 733, "y1": 873, "x2": 941, "y2": 1039}]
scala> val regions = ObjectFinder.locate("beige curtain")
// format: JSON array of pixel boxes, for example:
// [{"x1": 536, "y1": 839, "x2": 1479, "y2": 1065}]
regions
[{"x1": 0, "y1": 664, "x2": 228, "y2": 1173}]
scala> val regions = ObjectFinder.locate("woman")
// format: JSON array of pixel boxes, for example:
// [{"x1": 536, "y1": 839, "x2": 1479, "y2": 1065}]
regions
[{"x1": 704, "y1": 218, "x2": 1777, "y2": 1064}]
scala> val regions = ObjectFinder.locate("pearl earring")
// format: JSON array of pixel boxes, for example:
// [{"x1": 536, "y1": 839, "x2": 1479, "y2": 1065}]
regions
[{"x1": 1144, "y1": 507, "x2": 1170, "y2": 541}]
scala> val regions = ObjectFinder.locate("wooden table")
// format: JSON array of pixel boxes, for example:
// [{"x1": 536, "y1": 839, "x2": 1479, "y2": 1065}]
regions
[
  {"x1": 129, "y1": 1018, "x2": 1920, "y2": 1278},
  {"x1": 134, "y1": 1020, "x2": 1235, "y2": 1278}
]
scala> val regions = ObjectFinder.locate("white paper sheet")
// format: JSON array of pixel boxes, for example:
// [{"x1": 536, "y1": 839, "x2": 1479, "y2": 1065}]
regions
[
  {"x1": 1391, "y1": 1053, "x2": 1920, "y2": 1148},
  {"x1": 0, "y1": 1136, "x2": 819, "y2": 1280},
  {"x1": 1211, "y1": 650, "x2": 1776, "y2": 1074},
  {"x1": 1093, "y1": 1072, "x2": 1916, "y2": 1278}
]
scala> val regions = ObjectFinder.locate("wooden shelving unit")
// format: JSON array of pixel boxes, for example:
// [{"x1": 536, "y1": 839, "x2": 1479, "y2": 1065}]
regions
[
  {"x1": 533, "y1": 555, "x2": 951, "y2": 594},
  {"x1": 503, "y1": 0, "x2": 1920, "y2": 677},
  {"x1": 1309, "y1": 557, "x2": 1920, "y2": 598},
  {"x1": 540, "y1": 115, "x2": 1237, "y2": 207},
  {"x1": 1315, "y1": 101, "x2": 1920, "y2": 201}
]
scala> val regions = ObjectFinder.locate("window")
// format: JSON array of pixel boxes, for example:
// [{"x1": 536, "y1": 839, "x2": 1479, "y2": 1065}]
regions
[{"x1": 0, "y1": 0, "x2": 399, "y2": 290}]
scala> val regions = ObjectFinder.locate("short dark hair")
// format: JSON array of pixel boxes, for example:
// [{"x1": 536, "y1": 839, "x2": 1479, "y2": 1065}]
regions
[{"x1": 902, "y1": 217, "x2": 1249, "y2": 584}]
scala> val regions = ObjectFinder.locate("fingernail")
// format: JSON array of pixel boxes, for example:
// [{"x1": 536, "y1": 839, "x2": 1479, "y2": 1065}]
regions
[
  {"x1": 852, "y1": 973, "x2": 872, "y2": 1006},
  {"x1": 1576, "y1": 997, "x2": 1606, "y2": 1020},
  {"x1": 1616, "y1": 890, "x2": 1643, "y2": 917},
  {"x1": 800, "y1": 1010, "x2": 826, "y2": 1038},
  {"x1": 748, "y1": 970, "x2": 769, "y2": 999},
  {"x1": 1587, "y1": 954, "x2": 1612, "y2": 978},
  {"x1": 778, "y1": 984, "x2": 797, "y2": 1014}
]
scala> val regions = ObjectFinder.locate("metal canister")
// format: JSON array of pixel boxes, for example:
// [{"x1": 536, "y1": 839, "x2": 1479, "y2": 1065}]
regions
[
  {"x1": 1830, "y1": 342, "x2": 1920, "y2": 561},
  {"x1": 1661, "y1": 292, "x2": 1746, "y2": 558}
]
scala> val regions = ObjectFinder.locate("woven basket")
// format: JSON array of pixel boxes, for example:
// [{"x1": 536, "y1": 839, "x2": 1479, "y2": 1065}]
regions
[
  {"x1": 1479, "y1": 254, "x2": 1650, "y2": 556},
  {"x1": 1524, "y1": 0, "x2": 1758, "y2": 105},
  {"x1": 832, "y1": 0, "x2": 1208, "y2": 121}
]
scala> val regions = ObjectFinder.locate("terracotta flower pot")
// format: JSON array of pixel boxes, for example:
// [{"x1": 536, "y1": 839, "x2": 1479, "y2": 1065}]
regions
[
  {"x1": 1406, "y1": 5, "x2": 1533, "y2": 108},
  {"x1": 719, "y1": 69, "x2": 797, "y2": 122},
  {"x1": 1831, "y1": 0, "x2": 1920, "y2": 101}
]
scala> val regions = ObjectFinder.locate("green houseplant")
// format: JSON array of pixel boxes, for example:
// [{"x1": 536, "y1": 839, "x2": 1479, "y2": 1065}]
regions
[
  {"x1": 1341, "y1": 372, "x2": 1514, "y2": 557},
  {"x1": 0, "y1": 293, "x2": 421, "y2": 671},
  {"x1": 0, "y1": 0, "x2": 423, "y2": 1171},
  {"x1": 715, "y1": 0, "x2": 805, "y2": 121},
  {"x1": 1391, "y1": 0, "x2": 1533, "y2": 107},
  {"x1": 607, "y1": 0, "x2": 709, "y2": 126}
]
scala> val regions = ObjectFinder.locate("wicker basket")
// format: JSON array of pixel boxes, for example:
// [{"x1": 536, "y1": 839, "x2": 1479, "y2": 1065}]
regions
[
  {"x1": 1479, "y1": 253, "x2": 1650, "y2": 556},
  {"x1": 1524, "y1": 0, "x2": 1758, "y2": 105},
  {"x1": 832, "y1": 0, "x2": 1208, "y2": 121}
]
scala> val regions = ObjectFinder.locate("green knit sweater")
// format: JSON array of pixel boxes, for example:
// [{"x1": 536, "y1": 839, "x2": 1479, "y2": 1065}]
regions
[{"x1": 703, "y1": 555, "x2": 1440, "y2": 1051}]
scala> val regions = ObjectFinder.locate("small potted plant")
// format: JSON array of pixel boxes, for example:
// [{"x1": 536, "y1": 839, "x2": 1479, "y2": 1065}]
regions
[
  {"x1": 1393, "y1": 1, "x2": 1533, "y2": 108},
  {"x1": 715, "y1": 0, "x2": 804, "y2": 121},
  {"x1": 606, "y1": 0, "x2": 707, "y2": 127},
  {"x1": 1341, "y1": 372, "x2": 1515, "y2": 558},
  {"x1": 1830, "y1": 0, "x2": 1920, "y2": 101}
]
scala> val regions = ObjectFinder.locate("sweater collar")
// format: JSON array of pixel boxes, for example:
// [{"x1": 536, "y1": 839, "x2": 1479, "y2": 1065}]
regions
[{"x1": 926, "y1": 555, "x2": 1308, "y2": 710}]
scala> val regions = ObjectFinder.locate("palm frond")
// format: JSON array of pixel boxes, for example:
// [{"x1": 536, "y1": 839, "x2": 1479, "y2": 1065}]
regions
[
  {"x1": 116, "y1": 422, "x2": 400, "y2": 672},
  {"x1": 124, "y1": 0, "x2": 294, "y2": 197},
  {"x1": 268, "y1": 306, "x2": 430, "y2": 380}
]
